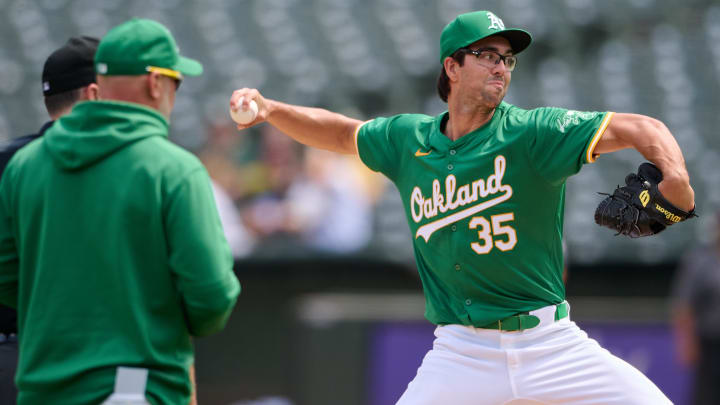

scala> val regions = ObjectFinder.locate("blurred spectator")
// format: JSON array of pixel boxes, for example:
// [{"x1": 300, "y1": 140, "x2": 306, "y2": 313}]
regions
[
  {"x1": 198, "y1": 120, "x2": 261, "y2": 200},
  {"x1": 211, "y1": 179, "x2": 256, "y2": 258},
  {"x1": 198, "y1": 121, "x2": 257, "y2": 258},
  {"x1": 243, "y1": 125, "x2": 304, "y2": 244},
  {"x1": 0, "y1": 35, "x2": 100, "y2": 405},
  {"x1": 285, "y1": 148, "x2": 373, "y2": 254},
  {"x1": 671, "y1": 210, "x2": 720, "y2": 405},
  {"x1": 237, "y1": 125, "x2": 382, "y2": 256}
]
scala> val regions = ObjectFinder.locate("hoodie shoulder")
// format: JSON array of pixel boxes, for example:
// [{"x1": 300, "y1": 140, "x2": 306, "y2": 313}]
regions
[
  {"x1": 144, "y1": 136, "x2": 204, "y2": 170},
  {"x1": 2, "y1": 137, "x2": 46, "y2": 176},
  {"x1": 133, "y1": 136, "x2": 207, "y2": 187}
]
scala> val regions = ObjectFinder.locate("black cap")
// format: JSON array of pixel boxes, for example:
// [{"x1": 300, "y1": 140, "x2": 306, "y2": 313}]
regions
[{"x1": 42, "y1": 36, "x2": 99, "y2": 96}]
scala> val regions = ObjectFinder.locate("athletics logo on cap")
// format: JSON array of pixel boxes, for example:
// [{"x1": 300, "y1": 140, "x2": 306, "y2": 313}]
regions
[
  {"x1": 487, "y1": 12, "x2": 505, "y2": 30},
  {"x1": 439, "y1": 10, "x2": 532, "y2": 63}
]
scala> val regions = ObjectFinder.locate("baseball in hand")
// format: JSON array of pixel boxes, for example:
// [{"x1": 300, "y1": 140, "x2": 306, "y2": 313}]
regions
[{"x1": 230, "y1": 98, "x2": 258, "y2": 124}]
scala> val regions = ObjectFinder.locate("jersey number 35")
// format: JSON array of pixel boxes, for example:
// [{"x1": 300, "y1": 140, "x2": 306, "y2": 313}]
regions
[{"x1": 469, "y1": 213, "x2": 517, "y2": 255}]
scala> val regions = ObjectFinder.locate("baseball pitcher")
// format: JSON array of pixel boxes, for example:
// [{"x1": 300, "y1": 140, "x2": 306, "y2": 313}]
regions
[{"x1": 230, "y1": 10, "x2": 694, "y2": 404}]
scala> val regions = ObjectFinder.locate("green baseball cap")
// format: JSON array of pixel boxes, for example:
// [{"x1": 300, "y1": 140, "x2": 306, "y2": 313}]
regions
[
  {"x1": 440, "y1": 11, "x2": 532, "y2": 63},
  {"x1": 95, "y1": 18, "x2": 203, "y2": 79}
]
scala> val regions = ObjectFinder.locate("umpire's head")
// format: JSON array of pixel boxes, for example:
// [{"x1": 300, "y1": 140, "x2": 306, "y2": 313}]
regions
[{"x1": 42, "y1": 36, "x2": 100, "y2": 120}]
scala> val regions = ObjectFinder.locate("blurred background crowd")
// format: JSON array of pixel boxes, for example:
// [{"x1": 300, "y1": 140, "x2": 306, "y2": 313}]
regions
[
  {"x1": 1, "y1": 0, "x2": 719, "y2": 264},
  {"x1": 1, "y1": 0, "x2": 719, "y2": 404}
]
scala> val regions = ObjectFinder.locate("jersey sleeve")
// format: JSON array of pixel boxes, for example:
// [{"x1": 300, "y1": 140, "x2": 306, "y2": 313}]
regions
[
  {"x1": 527, "y1": 108, "x2": 614, "y2": 185},
  {"x1": 355, "y1": 115, "x2": 407, "y2": 180}
]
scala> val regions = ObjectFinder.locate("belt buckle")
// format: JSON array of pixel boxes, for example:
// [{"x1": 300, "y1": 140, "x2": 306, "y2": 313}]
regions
[{"x1": 497, "y1": 319, "x2": 502, "y2": 331}]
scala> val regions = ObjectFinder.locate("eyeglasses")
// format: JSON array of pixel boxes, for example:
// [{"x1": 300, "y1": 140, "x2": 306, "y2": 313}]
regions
[
  {"x1": 461, "y1": 48, "x2": 517, "y2": 72},
  {"x1": 146, "y1": 66, "x2": 183, "y2": 90}
]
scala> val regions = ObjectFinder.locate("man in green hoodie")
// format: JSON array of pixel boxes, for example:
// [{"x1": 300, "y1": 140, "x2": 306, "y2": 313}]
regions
[{"x1": 0, "y1": 18, "x2": 241, "y2": 405}]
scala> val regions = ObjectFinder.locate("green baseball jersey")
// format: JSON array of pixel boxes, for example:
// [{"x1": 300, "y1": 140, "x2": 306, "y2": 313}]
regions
[{"x1": 356, "y1": 101, "x2": 613, "y2": 326}]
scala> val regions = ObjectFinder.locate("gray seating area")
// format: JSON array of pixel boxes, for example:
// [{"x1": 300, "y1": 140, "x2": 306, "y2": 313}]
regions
[{"x1": 0, "y1": 0, "x2": 717, "y2": 264}]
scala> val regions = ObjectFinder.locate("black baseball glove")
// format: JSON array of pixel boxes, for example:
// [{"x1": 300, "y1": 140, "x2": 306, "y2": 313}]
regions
[{"x1": 594, "y1": 162, "x2": 696, "y2": 237}]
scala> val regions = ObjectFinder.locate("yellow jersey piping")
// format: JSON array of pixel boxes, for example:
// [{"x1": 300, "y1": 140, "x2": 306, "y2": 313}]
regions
[{"x1": 586, "y1": 111, "x2": 615, "y2": 163}]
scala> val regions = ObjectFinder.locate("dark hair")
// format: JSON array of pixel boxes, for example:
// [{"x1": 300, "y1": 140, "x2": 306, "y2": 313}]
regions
[
  {"x1": 44, "y1": 87, "x2": 83, "y2": 117},
  {"x1": 436, "y1": 50, "x2": 467, "y2": 103}
]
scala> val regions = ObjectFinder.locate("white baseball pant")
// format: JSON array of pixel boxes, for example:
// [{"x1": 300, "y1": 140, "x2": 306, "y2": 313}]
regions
[{"x1": 395, "y1": 303, "x2": 671, "y2": 405}]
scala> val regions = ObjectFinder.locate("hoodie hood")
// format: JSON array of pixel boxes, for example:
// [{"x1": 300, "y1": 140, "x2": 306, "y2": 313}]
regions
[{"x1": 44, "y1": 100, "x2": 169, "y2": 170}]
